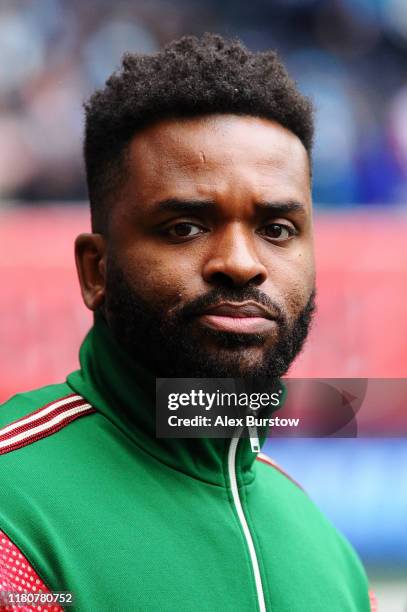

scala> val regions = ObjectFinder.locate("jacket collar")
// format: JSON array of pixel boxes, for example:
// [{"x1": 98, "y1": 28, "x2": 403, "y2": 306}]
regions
[{"x1": 67, "y1": 315, "x2": 279, "y2": 487}]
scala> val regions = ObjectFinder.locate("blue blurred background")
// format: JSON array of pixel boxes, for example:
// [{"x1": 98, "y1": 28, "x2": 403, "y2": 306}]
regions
[
  {"x1": 1, "y1": 0, "x2": 407, "y2": 207},
  {"x1": 1, "y1": 1, "x2": 406, "y2": 609}
]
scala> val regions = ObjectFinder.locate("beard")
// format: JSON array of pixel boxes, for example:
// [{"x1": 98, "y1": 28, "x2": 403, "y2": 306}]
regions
[{"x1": 102, "y1": 258, "x2": 316, "y2": 380}]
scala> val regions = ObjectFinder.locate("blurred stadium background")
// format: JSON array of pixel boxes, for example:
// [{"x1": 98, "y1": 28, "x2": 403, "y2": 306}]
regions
[{"x1": 1, "y1": 0, "x2": 406, "y2": 609}]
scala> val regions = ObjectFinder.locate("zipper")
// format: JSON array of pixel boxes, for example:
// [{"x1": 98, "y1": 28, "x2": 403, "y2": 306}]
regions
[
  {"x1": 248, "y1": 425, "x2": 260, "y2": 453},
  {"x1": 227, "y1": 430, "x2": 266, "y2": 612},
  {"x1": 247, "y1": 406, "x2": 260, "y2": 452}
]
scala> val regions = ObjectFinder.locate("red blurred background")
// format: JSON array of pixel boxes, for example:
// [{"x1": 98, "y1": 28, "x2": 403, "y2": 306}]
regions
[{"x1": 1, "y1": 206, "x2": 406, "y2": 403}]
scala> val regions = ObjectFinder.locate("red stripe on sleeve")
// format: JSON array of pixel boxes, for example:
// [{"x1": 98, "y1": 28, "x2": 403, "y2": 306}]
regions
[
  {"x1": 369, "y1": 589, "x2": 378, "y2": 611},
  {"x1": 256, "y1": 453, "x2": 304, "y2": 491}
]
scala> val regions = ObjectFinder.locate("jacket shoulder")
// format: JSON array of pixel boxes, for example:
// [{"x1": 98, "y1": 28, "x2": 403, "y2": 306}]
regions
[
  {"x1": 0, "y1": 382, "x2": 71, "y2": 421},
  {"x1": 0, "y1": 382, "x2": 95, "y2": 456}
]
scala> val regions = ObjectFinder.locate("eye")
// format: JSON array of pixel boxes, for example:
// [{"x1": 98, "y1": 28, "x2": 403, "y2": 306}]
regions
[
  {"x1": 257, "y1": 223, "x2": 296, "y2": 242},
  {"x1": 166, "y1": 222, "x2": 206, "y2": 240}
]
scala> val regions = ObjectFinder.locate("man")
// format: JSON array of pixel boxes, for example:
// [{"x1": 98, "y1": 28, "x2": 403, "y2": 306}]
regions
[{"x1": 0, "y1": 35, "x2": 374, "y2": 611}]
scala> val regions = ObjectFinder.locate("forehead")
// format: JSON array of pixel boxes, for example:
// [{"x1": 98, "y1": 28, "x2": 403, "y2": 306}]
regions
[{"x1": 124, "y1": 114, "x2": 311, "y2": 205}]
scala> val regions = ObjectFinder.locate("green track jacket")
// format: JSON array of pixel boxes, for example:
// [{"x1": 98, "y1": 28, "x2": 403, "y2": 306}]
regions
[{"x1": 0, "y1": 317, "x2": 372, "y2": 611}]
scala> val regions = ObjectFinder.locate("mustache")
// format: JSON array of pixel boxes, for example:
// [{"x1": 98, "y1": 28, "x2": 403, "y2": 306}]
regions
[{"x1": 177, "y1": 287, "x2": 285, "y2": 323}]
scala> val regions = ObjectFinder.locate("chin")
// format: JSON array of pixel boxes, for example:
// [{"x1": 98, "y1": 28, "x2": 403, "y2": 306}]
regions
[
  {"x1": 203, "y1": 347, "x2": 271, "y2": 377},
  {"x1": 198, "y1": 327, "x2": 273, "y2": 349}
]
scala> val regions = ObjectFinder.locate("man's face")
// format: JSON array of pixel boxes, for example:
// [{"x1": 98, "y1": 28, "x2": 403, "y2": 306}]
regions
[{"x1": 102, "y1": 114, "x2": 315, "y2": 378}]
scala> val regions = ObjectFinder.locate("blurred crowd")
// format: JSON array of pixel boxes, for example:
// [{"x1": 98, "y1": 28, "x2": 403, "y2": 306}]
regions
[{"x1": 1, "y1": 0, "x2": 407, "y2": 207}]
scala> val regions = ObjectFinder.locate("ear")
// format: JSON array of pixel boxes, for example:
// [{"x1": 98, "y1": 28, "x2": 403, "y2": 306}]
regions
[{"x1": 75, "y1": 233, "x2": 106, "y2": 311}]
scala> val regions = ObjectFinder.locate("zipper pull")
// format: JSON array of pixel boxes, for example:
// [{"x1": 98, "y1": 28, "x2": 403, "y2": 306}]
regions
[{"x1": 248, "y1": 425, "x2": 260, "y2": 453}]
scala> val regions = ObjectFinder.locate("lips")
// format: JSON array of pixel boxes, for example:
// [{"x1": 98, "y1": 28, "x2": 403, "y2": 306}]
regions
[
  {"x1": 201, "y1": 301, "x2": 273, "y2": 318},
  {"x1": 197, "y1": 301, "x2": 277, "y2": 334}
]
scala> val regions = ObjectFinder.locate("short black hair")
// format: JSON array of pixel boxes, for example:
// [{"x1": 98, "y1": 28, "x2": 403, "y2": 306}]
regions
[{"x1": 84, "y1": 33, "x2": 314, "y2": 233}]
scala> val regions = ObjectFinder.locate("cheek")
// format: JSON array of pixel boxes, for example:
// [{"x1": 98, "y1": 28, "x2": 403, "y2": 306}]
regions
[
  {"x1": 284, "y1": 283, "x2": 312, "y2": 320},
  {"x1": 294, "y1": 249, "x2": 316, "y2": 293},
  {"x1": 124, "y1": 250, "x2": 201, "y2": 310},
  {"x1": 266, "y1": 250, "x2": 315, "y2": 318}
]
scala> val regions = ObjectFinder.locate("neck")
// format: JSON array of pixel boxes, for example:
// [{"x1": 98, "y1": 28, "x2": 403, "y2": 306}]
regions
[{"x1": 67, "y1": 314, "x2": 282, "y2": 486}]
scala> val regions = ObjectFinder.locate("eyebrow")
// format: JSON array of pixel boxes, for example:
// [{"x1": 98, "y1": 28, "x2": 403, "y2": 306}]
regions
[{"x1": 153, "y1": 198, "x2": 306, "y2": 215}]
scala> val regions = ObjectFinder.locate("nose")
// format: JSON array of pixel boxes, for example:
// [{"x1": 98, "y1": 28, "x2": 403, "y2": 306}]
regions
[{"x1": 202, "y1": 223, "x2": 268, "y2": 287}]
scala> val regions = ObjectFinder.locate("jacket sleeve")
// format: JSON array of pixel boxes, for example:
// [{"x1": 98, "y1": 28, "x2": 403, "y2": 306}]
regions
[{"x1": 0, "y1": 529, "x2": 63, "y2": 612}]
